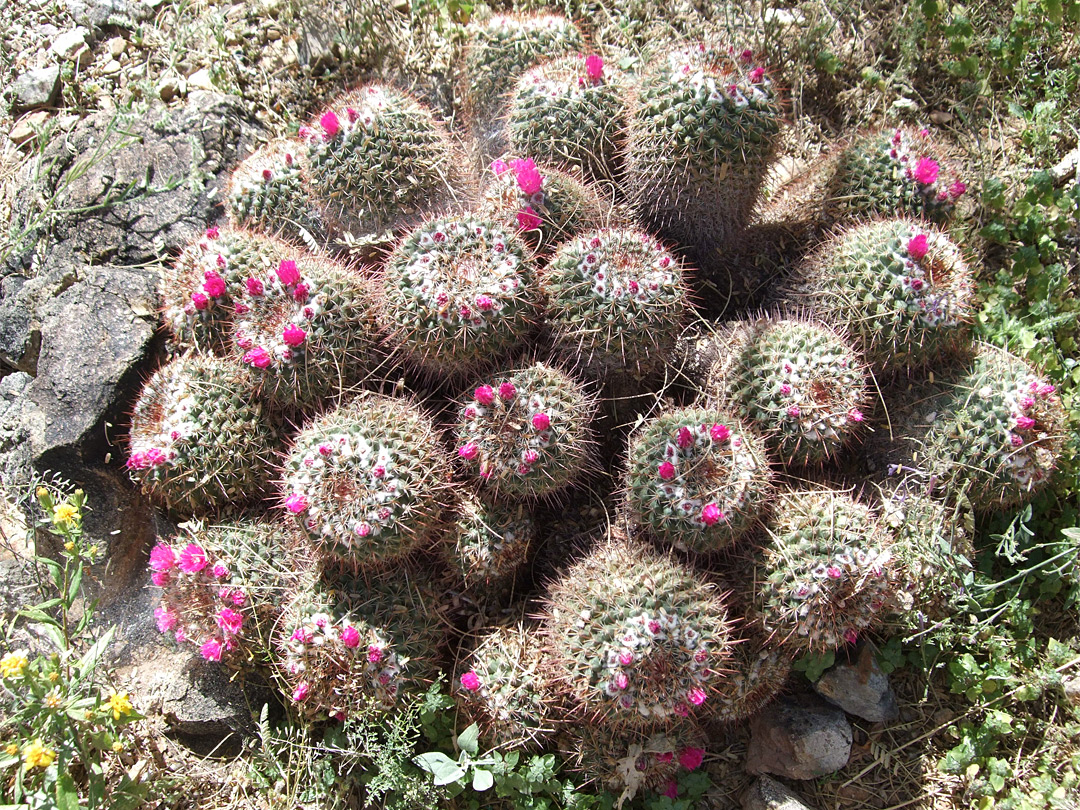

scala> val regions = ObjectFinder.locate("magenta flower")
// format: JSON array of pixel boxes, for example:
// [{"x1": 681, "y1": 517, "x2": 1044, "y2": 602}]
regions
[
  {"x1": 340, "y1": 625, "x2": 361, "y2": 648},
  {"x1": 614, "y1": 672, "x2": 628, "y2": 689},
  {"x1": 516, "y1": 205, "x2": 542, "y2": 231},
  {"x1": 687, "y1": 687, "x2": 707, "y2": 706},
  {"x1": 843, "y1": 629, "x2": 859, "y2": 645},
  {"x1": 475, "y1": 295, "x2": 494, "y2": 311},
  {"x1": 532, "y1": 412, "x2": 551, "y2": 431},
  {"x1": 276, "y1": 259, "x2": 300, "y2": 286},
  {"x1": 826, "y1": 566, "x2": 843, "y2": 579},
  {"x1": 948, "y1": 180, "x2": 967, "y2": 199},
  {"x1": 234, "y1": 302, "x2": 249, "y2": 315},
  {"x1": 460, "y1": 671, "x2": 482, "y2": 691},
  {"x1": 584, "y1": 54, "x2": 604, "y2": 81},
  {"x1": 787, "y1": 405, "x2": 801, "y2": 418},
  {"x1": 750, "y1": 66, "x2": 766, "y2": 83},
  {"x1": 679, "y1": 747, "x2": 705, "y2": 771},
  {"x1": 663, "y1": 780, "x2": 679, "y2": 800},
  {"x1": 282, "y1": 324, "x2": 307, "y2": 347},
  {"x1": 907, "y1": 234, "x2": 929, "y2": 261},
  {"x1": 293, "y1": 282, "x2": 309, "y2": 302},
  {"x1": 320, "y1": 110, "x2": 341, "y2": 138},
  {"x1": 780, "y1": 383, "x2": 792, "y2": 395},
  {"x1": 284, "y1": 493, "x2": 309, "y2": 514},
  {"x1": 676, "y1": 426, "x2": 693, "y2": 448},
  {"x1": 658, "y1": 461, "x2": 676, "y2": 480},
  {"x1": 1015, "y1": 415, "x2": 1036, "y2": 430},
  {"x1": 212, "y1": 562, "x2": 230, "y2": 579},
  {"x1": 740, "y1": 48, "x2": 754, "y2": 62},
  {"x1": 511, "y1": 158, "x2": 543, "y2": 195},
  {"x1": 1039, "y1": 383, "x2": 1056, "y2": 396},
  {"x1": 203, "y1": 271, "x2": 226, "y2": 298},
  {"x1": 178, "y1": 544, "x2": 208, "y2": 574},
  {"x1": 490, "y1": 158, "x2": 509, "y2": 175},
  {"x1": 619, "y1": 651, "x2": 634, "y2": 666},
  {"x1": 709, "y1": 423, "x2": 730, "y2": 443},
  {"x1": 151, "y1": 571, "x2": 169, "y2": 587},
  {"x1": 205, "y1": 227, "x2": 220, "y2": 239},
  {"x1": 458, "y1": 443, "x2": 479, "y2": 460},
  {"x1": 154, "y1": 607, "x2": 177, "y2": 633},
  {"x1": 474, "y1": 385, "x2": 495, "y2": 406},
  {"x1": 1010, "y1": 433, "x2": 1024, "y2": 447},
  {"x1": 262, "y1": 168, "x2": 273, "y2": 181},
  {"x1": 191, "y1": 292, "x2": 209, "y2": 310},
  {"x1": 243, "y1": 346, "x2": 272, "y2": 369},
  {"x1": 498, "y1": 382, "x2": 517, "y2": 400},
  {"x1": 217, "y1": 608, "x2": 244, "y2": 636},
  {"x1": 200, "y1": 638, "x2": 224, "y2": 662},
  {"x1": 368, "y1": 645, "x2": 383, "y2": 663},
  {"x1": 246, "y1": 276, "x2": 264, "y2": 296},
  {"x1": 848, "y1": 408, "x2": 864, "y2": 423},
  {"x1": 292, "y1": 681, "x2": 310, "y2": 702},
  {"x1": 148, "y1": 543, "x2": 177, "y2": 572},
  {"x1": 701, "y1": 503, "x2": 723, "y2": 526},
  {"x1": 913, "y1": 157, "x2": 940, "y2": 185}
]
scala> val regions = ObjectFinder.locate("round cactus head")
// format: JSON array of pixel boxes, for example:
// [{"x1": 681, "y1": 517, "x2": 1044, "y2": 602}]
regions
[
  {"x1": 281, "y1": 392, "x2": 452, "y2": 569},
  {"x1": 225, "y1": 139, "x2": 327, "y2": 247},
  {"x1": 625, "y1": 42, "x2": 783, "y2": 260},
  {"x1": 507, "y1": 53, "x2": 626, "y2": 184},
  {"x1": 923, "y1": 344, "x2": 1067, "y2": 510},
  {"x1": 830, "y1": 125, "x2": 967, "y2": 223},
  {"x1": 449, "y1": 496, "x2": 535, "y2": 592},
  {"x1": 711, "y1": 630, "x2": 791, "y2": 724},
  {"x1": 750, "y1": 489, "x2": 894, "y2": 653},
  {"x1": 541, "y1": 532, "x2": 735, "y2": 728},
  {"x1": 706, "y1": 317, "x2": 869, "y2": 466},
  {"x1": 232, "y1": 252, "x2": 381, "y2": 410},
  {"x1": 542, "y1": 228, "x2": 690, "y2": 379},
  {"x1": 301, "y1": 85, "x2": 463, "y2": 238},
  {"x1": 454, "y1": 624, "x2": 557, "y2": 750},
  {"x1": 381, "y1": 214, "x2": 540, "y2": 377},
  {"x1": 162, "y1": 227, "x2": 287, "y2": 352},
  {"x1": 149, "y1": 520, "x2": 309, "y2": 665},
  {"x1": 625, "y1": 406, "x2": 772, "y2": 553},
  {"x1": 127, "y1": 353, "x2": 277, "y2": 516},
  {"x1": 479, "y1": 157, "x2": 609, "y2": 254},
  {"x1": 454, "y1": 363, "x2": 595, "y2": 499},
  {"x1": 798, "y1": 218, "x2": 975, "y2": 371}
]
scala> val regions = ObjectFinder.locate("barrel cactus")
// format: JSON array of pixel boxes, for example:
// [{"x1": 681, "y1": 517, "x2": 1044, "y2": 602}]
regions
[
  {"x1": 711, "y1": 631, "x2": 791, "y2": 724},
  {"x1": 797, "y1": 218, "x2": 975, "y2": 371},
  {"x1": 449, "y1": 496, "x2": 536, "y2": 592},
  {"x1": 454, "y1": 363, "x2": 595, "y2": 499},
  {"x1": 830, "y1": 125, "x2": 967, "y2": 223},
  {"x1": 702, "y1": 317, "x2": 869, "y2": 466},
  {"x1": 127, "y1": 353, "x2": 277, "y2": 515},
  {"x1": 542, "y1": 228, "x2": 690, "y2": 379},
  {"x1": 301, "y1": 85, "x2": 462, "y2": 238},
  {"x1": 380, "y1": 214, "x2": 539, "y2": 377},
  {"x1": 624, "y1": 43, "x2": 783, "y2": 264},
  {"x1": 541, "y1": 532, "x2": 734, "y2": 728},
  {"x1": 750, "y1": 489, "x2": 894, "y2": 652},
  {"x1": 507, "y1": 53, "x2": 626, "y2": 183},
  {"x1": 162, "y1": 227, "x2": 286, "y2": 352},
  {"x1": 225, "y1": 139, "x2": 328, "y2": 247},
  {"x1": 922, "y1": 344, "x2": 1066, "y2": 510},
  {"x1": 624, "y1": 406, "x2": 771, "y2": 553},
  {"x1": 232, "y1": 253, "x2": 381, "y2": 410},
  {"x1": 281, "y1": 392, "x2": 452, "y2": 568}
]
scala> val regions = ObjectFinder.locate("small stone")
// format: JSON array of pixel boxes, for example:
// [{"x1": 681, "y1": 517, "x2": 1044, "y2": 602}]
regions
[
  {"x1": 9, "y1": 66, "x2": 61, "y2": 113},
  {"x1": 892, "y1": 97, "x2": 919, "y2": 113},
  {"x1": 746, "y1": 692, "x2": 852, "y2": 780},
  {"x1": 297, "y1": 12, "x2": 338, "y2": 70},
  {"x1": 929, "y1": 110, "x2": 953, "y2": 125},
  {"x1": 158, "y1": 76, "x2": 179, "y2": 101},
  {"x1": 107, "y1": 36, "x2": 126, "y2": 58},
  {"x1": 764, "y1": 7, "x2": 804, "y2": 25},
  {"x1": 102, "y1": 59, "x2": 122, "y2": 76},
  {"x1": 742, "y1": 776, "x2": 814, "y2": 810},
  {"x1": 9, "y1": 111, "x2": 51, "y2": 147},
  {"x1": 265, "y1": 27, "x2": 282, "y2": 41},
  {"x1": 814, "y1": 644, "x2": 900, "y2": 723},
  {"x1": 51, "y1": 27, "x2": 89, "y2": 61},
  {"x1": 1063, "y1": 675, "x2": 1080, "y2": 705},
  {"x1": 186, "y1": 68, "x2": 214, "y2": 91}
]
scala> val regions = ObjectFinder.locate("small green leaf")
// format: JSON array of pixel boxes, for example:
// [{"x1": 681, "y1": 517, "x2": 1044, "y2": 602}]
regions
[
  {"x1": 56, "y1": 770, "x2": 80, "y2": 810},
  {"x1": 473, "y1": 768, "x2": 494, "y2": 791},
  {"x1": 457, "y1": 722, "x2": 480, "y2": 756},
  {"x1": 414, "y1": 751, "x2": 467, "y2": 786}
]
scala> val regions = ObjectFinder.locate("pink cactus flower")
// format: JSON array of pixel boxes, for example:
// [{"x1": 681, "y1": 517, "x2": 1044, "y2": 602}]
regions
[
  {"x1": 740, "y1": 48, "x2": 754, "y2": 62},
  {"x1": 320, "y1": 110, "x2": 341, "y2": 138},
  {"x1": 913, "y1": 157, "x2": 940, "y2": 185},
  {"x1": 787, "y1": 405, "x2": 801, "y2": 418},
  {"x1": 246, "y1": 277, "x2": 264, "y2": 296},
  {"x1": 368, "y1": 645, "x2": 383, "y2": 663},
  {"x1": 174, "y1": 627, "x2": 186, "y2": 643},
  {"x1": 284, "y1": 493, "x2": 309, "y2": 513},
  {"x1": 532, "y1": 412, "x2": 551, "y2": 431},
  {"x1": 191, "y1": 292, "x2": 209, "y2": 310},
  {"x1": 276, "y1": 259, "x2": 300, "y2": 286},
  {"x1": 231, "y1": 590, "x2": 247, "y2": 607},
  {"x1": 511, "y1": 158, "x2": 543, "y2": 195},
  {"x1": 202, "y1": 271, "x2": 226, "y2": 298},
  {"x1": 283, "y1": 324, "x2": 307, "y2": 347},
  {"x1": 848, "y1": 409, "x2": 864, "y2": 423},
  {"x1": 340, "y1": 626, "x2": 361, "y2": 648},
  {"x1": 460, "y1": 671, "x2": 481, "y2": 691},
  {"x1": 243, "y1": 346, "x2": 272, "y2": 369},
  {"x1": 217, "y1": 608, "x2": 244, "y2": 636},
  {"x1": 458, "y1": 443, "x2": 479, "y2": 460},
  {"x1": 614, "y1": 672, "x2": 629, "y2": 690},
  {"x1": 476, "y1": 295, "x2": 495, "y2": 311},
  {"x1": 211, "y1": 562, "x2": 229, "y2": 579},
  {"x1": 658, "y1": 461, "x2": 676, "y2": 480},
  {"x1": 907, "y1": 234, "x2": 929, "y2": 261},
  {"x1": 298, "y1": 126, "x2": 314, "y2": 139},
  {"x1": 701, "y1": 503, "x2": 723, "y2": 526},
  {"x1": 750, "y1": 66, "x2": 766, "y2": 83},
  {"x1": 1038, "y1": 383, "x2": 1056, "y2": 397},
  {"x1": 687, "y1": 687, "x2": 707, "y2": 706},
  {"x1": 585, "y1": 54, "x2": 604, "y2": 81},
  {"x1": 523, "y1": 449, "x2": 540, "y2": 464},
  {"x1": 679, "y1": 747, "x2": 705, "y2": 771},
  {"x1": 178, "y1": 544, "x2": 208, "y2": 574},
  {"x1": 149, "y1": 544, "x2": 177, "y2": 572},
  {"x1": 205, "y1": 227, "x2": 219, "y2": 239},
  {"x1": 292, "y1": 681, "x2": 310, "y2": 702},
  {"x1": 200, "y1": 638, "x2": 224, "y2": 662},
  {"x1": 1010, "y1": 433, "x2": 1024, "y2": 448},
  {"x1": 151, "y1": 571, "x2": 169, "y2": 587},
  {"x1": 826, "y1": 566, "x2": 843, "y2": 579},
  {"x1": 710, "y1": 423, "x2": 731, "y2": 443},
  {"x1": 1015, "y1": 415, "x2": 1036, "y2": 430},
  {"x1": 291, "y1": 627, "x2": 313, "y2": 644},
  {"x1": 293, "y1": 282, "x2": 309, "y2": 302},
  {"x1": 780, "y1": 383, "x2": 792, "y2": 395},
  {"x1": 663, "y1": 780, "x2": 679, "y2": 799},
  {"x1": 676, "y1": 426, "x2": 693, "y2": 448},
  {"x1": 234, "y1": 302, "x2": 249, "y2": 315},
  {"x1": 474, "y1": 385, "x2": 495, "y2": 405},
  {"x1": 516, "y1": 205, "x2": 542, "y2": 231},
  {"x1": 262, "y1": 168, "x2": 273, "y2": 181},
  {"x1": 619, "y1": 651, "x2": 634, "y2": 666},
  {"x1": 948, "y1": 180, "x2": 967, "y2": 199},
  {"x1": 490, "y1": 158, "x2": 509, "y2": 175},
  {"x1": 498, "y1": 382, "x2": 517, "y2": 400},
  {"x1": 843, "y1": 629, "x2": 859, "y2": 645},
  {"x1": 154, "y1": 607, "x2": 177, "y2": 633}
]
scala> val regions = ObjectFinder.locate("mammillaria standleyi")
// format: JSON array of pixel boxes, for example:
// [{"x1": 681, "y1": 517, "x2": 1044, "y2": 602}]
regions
[
  {"x1": 127, "y1": 353, "x2": 277, "y2": 515},
  {"x1": 282, "y1": 392, "x2": 452, "y2": 567},
  {"x1": 454, "y1": 363, "x2": 595, "y2": 499},
  {"x1": 625, "y1": 406, "x2": 771, "y2": 553}
]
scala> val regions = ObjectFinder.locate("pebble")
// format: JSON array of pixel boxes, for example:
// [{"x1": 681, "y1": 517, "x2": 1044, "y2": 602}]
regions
[
  {"x1": 742, "y1": 776, "x2": 815, "y2": 810},
  {"x1": 9, "y1": 111, "x2": 51, "y2": 147},
  {"x1": 813, "y1": 644, "x2": 900, "y2": 724},
  {"x1": 102, "y1": 59, "x2": 122, "y2": 76},
  {"x1": 107, "y1": 36, "x2": 126, "y2": 58},
  {"x1": 51, "y1": 27, "x2": 89, "y2": 61},
  {"x1": 10, "y1": 65, "x2": 61, "y2": 112},
  {"x1": 186, "y1": 69, "x2": 214, "y2": 91},
  {"x1": 158, "y1": 76, "x2": 180, "y2": 101},
  {"x1": 746, "y1": 692, "x2": 853, "y2": 780}
]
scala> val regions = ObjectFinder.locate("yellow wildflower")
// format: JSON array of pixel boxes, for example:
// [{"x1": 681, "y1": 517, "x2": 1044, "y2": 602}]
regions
[
  {"x1": 35, "y1": 487, "x2": 48, "y2": 500},
  {"x1": 107, "y1": 692, "x2": 133, "y2": 721},
  {"x1": 0, "y1": 651, "x2": 28, "y2": 679},
  {"x1": 112, "y1": 741, "x2": 123, "y2": 753},
  {"x1": 23, "y1": 740, "x2": 55, "y2": 770},
  {"x1": 5, "y1": 743, "x2": 17, "y2": 756},
  {"x1": 44, "y1": 690, "x2": 62, "y2": 710},
  {"x1": 64, "y1": 541, "x2": 75, "y2": 552},
  {"x1": 48, "y1": 672, "x2": 59, "y2": 683},
  {"x1": 53, "y1": 502, "x2": 79, "y2": 525},
  {"x1": 88, "y1": 545, "x2": 99, "y2": 557}
]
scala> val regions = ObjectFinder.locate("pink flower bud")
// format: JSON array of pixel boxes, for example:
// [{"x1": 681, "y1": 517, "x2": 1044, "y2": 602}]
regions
[
  {"x1": 217, "y1": 608, "x2": 243, "y2": 636},
  {"x1": 212, "y1": 562, "x2": 229, "y2": 579},
  {"x1": 205, "y1": 227, "x2": 219, "y2": 239},
  {"x1": 151, "y1": 570, "x2": 169, "y2": 587},
  {"x1": 262, "y1": 168, "x2": 273, "y2": 181},
  {"x1": 293, "y1": 282, "x2": 309, "y2": 302},
  {"x1": 619, "y1": 651, "x2": 634, "y2": 666},
  {"x1": 276, "y1": 259, "x2": 300, "y2": 286},
  {"x1": 676, "y1": 426, "x2": 693, "y2": 448},
  {"x1": 516, "y1": 205, "x2": 542, "y2": 231},
  {"x1": 658, "y1": 461, "x2": 676, "y2": 480},
  {"x1": 843, "y1": 629, "x2": 859, "y2": 645},
  {"x1": 458, "y1": 443, "x2": 479, "y2": 460},
  {"x1": 532, "y1": 412, "x2": 551, "y2": 431},
  {"x1": 585, "y1": 53, "x2": 603, "y2": 81},
  {"x1": 320, "y1": 110, "x2": 340, "y2": 138},
  {"x1": 246, "y1": 277, "x2": 264, "y2": 296},
  {"x1": 949, "y1": 180, "x2": 967, "y2": 199},
  {"x1": 848, "y1": 408, "x2": 864, "y2": 423},
  {"x1": 1015, "y1": 415, "x2": 1036, "y2": 430},
  {"x1": 243, "y1": 346, "x2": 272, "y2": 369},
  {"x1": 498, "y1": 382, "x2": 516, "y2": 400},
  {"x1": 709, "y1": 423, "x2": 730, "y2": 442},
  {"x1": 474, "y1": 385, "x2": 495, "y2": 405},
  {"x1": 826, "y1": 566, "x2": 843, "y2": 579},
  {"x1": 687, "y1": 687, "x2": 707, "y2": 706},
  {"x1": 490, "y1": 158, "x2": 509, "y2": 175},
  {"x1": 284, "y1": 493, "x2": 308, "y2": 513},
  {"x1": 191, "y1": 292, "x2": 209, "y2": 310},
  {"x1": 510, "y1": 158, "x2": 543, "y2": 195},
  {"x1": 913, "y1": 157, "x2": 940, "y2": 185},
  {"x1": 292, "y1": 681, "x2": 309, "y2": 702},
  {"x1": 340, "y1": 626, "x2": 360, "y2": 648},
  {"x1": 740, "y1": 48, "x2": 754, "y2": 62},
  {"x1": 907, "y1": 234, "x2": 929, "y2": 261},
  {"x1": 750, "y1": 66, "x2": 766, "y2": 82},
  {"x1": 282, "y1": 324, "x2": 307, "y2": 347},
  {"x1": 200, "y1": 638, "x2": 224, "y2": 662},
  {"x1": 787, "y1": 405, "x2": 801, "y2": 418},
  {"x1": 614, "y1": 672, "x2": 628, "y2": 689},
  {"x1": 460, "y1": 671, "x2": 481, "y2": 691},
  {"x1": 203, "y1": 270, "x2": 226, "y2": 298},
  {"x1": 701, "y1": 503, "x2": 723, "y2": 526},
  {"x1": 1010, "y1": 433, "x2": 1024, "y2": 447},
  {"x1": 368, "y1": 645, "x2": 383, "y2": 663},
  {"x1": 663, "y1": 780, "x2": 679, "y2": 800}
]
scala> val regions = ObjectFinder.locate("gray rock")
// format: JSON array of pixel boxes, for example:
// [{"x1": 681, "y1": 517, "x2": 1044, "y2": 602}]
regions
[
  {"x1": 66, "y1": 0, "x2": 154, "y2": 32},
  {"x1": 161, "y1": 657, "x2": 252, "y2": 740},
  {"x1": 10, "y1": 66, "x2": 61, "y2": 113},
  {"x1": 742, "y1": 776, "x2": 815, "y2": 810},
  {"x1": 296, "y1": 11, "x2": 339, "y2": 71},
  {"x1": 0, "y1": 277, "x2": 42, "y2": 373},
  {"x1": 814, "y1": 644, "x2": 900, "y2": 723},
  {"x1": 746, "y1": 692, "x2": 852, "y2": 780},
  {"x1": 51, "y1": 27, "x2": 89, "y2": 61}
]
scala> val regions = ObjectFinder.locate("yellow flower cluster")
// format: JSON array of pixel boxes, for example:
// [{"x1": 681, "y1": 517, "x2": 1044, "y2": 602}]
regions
[
  {"x1": 107, "y1": 692, "x2": 133, "y2": 721},
  {"x1": 23, "y1": 740, "x2": 55, "y2": 770},
  {"x1": 0, "y1": 651, "x2": 28, "y2": 679}
]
